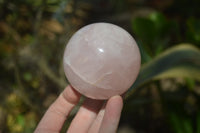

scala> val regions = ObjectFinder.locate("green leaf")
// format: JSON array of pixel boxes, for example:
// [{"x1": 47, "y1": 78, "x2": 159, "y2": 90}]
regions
[
  {"x1": 132, "y1": 12, "x2": 178, "y2": 56},
  {"x1": 169, "y1": 112, "x2": 183, "y2": 133},
  {"x1": 168, "y1": 112, "x2": 193, "y2": 133},
  {"x1": 182, "y1": 118, "x2": 193, "y2": 133},
  {"x1": 17, "y1": 114, "x2": 25, "y2": 127},
  {"x1": 127, "y1": 44, "x2": 200, "y2": 98},
  {"x1": 185, "y1": 78, "x2": 195, "y2": 91},
  {"x1": 186, "y1": 18, "x2": 200, "y2": 44},
  {"x1": 149, "y1": 12, "x2": 167, "y2": 34},
  {"x1": 137, "y1": 41, "x2": 152, "y2": 64},
  {"x1": 132, "y1": 17, "x2": 157, "y2": 45}
]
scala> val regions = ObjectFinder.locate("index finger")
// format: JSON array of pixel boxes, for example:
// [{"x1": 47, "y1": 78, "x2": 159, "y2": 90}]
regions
[{"x1": 34, "y1": 85, "x2": 81, "y2": 133}]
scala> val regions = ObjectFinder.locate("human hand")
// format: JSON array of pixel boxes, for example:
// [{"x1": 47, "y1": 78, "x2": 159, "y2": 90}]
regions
[{"x1": 34, "y1": 85, "x2": 123, "y2": 133}]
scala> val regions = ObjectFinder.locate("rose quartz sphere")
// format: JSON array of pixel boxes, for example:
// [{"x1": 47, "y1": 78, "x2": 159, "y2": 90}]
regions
[{"x1": 63, "y1": 23, "x2": 141, "y2": 99}]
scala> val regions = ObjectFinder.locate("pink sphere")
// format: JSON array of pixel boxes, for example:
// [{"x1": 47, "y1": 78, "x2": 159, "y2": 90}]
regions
[{"x1": 63, "y1": 23, "x2": 141, "y2": 99}]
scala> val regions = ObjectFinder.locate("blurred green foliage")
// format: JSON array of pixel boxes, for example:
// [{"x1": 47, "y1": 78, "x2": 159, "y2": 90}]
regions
[
  {"x1": 132, "y1": 12, "x2": 179, "y2": 62},
  {"x1": 186, "y1": 18, "x2": 200, "y2": 45},
  {"x1": 0, "y1": 0, "x2": 200, "y2": 133},
  {"x1": 128, "y1": 44, "x2": 200, "y2": 94}
]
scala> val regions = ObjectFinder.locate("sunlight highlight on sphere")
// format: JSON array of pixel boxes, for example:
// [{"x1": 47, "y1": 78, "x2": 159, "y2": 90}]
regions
[{"x1": 63, "y1": 23, "x2": 141, "y2": 99}]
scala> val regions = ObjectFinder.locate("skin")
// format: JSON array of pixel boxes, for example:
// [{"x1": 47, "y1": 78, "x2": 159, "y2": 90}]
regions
[{"x1": 34, "y1": 85, "x2": 123, "y2": 133}]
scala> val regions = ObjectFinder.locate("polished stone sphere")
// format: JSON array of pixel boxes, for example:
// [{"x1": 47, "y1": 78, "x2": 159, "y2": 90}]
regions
[{"x1": 63, "y1": 23, "x2": 141, "y2": 99}]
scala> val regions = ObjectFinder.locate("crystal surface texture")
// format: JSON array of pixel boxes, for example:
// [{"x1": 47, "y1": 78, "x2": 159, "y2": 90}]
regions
[{"x1": 63, "y1": 23, "x2": 141, "y2": 99}]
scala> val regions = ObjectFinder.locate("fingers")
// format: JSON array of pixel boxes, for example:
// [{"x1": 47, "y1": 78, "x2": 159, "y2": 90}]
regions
[
  {"x1": 71, "y1": 95, "x2": 123, "y2": 133},
  {"x1": 88, "y1": 104, "x2": 106, "y2": 133},
  {"x1": 34, "y1": 85, "x2": 81, "y2": 133},
  {"x1": 99, "y1": 95, "x2": 123, "y2": 133},
  {"x1": 35, "y1": 85, "x2": 124, "y2": 133},
  {"x1": 67, "y1": 98, "x2": 104, "y2": 133}
]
